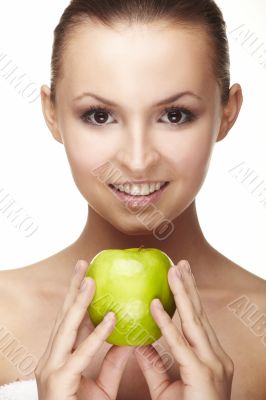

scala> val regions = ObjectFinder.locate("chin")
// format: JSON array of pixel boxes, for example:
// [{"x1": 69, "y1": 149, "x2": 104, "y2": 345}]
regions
[{"x1": 112, "y1": 219, "x2": 158, "y2": 236}]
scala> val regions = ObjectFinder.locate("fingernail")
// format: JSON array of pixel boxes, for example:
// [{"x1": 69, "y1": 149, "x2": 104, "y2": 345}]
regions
[
  {"x1": 75, "y1": 260, "x2": 81, "y2": 274},
  {"x1": 80, "y1": 278, "x2": 87, "y2": 291},
  {"x1": 103, "y1": 312, "x2": 115, "y2": 323},
  {"x1": 76, "y1": 260, "x2": 89, "y2": 275},
  {"x1": 174, "y1": 265, "x2": 182, "y2": 279},
  {"x1": 153, "y1": 298, "x2": 164, "y2": 310},
  {"x1": 180, "y1": 260, "x2": 190, "y2": 273}
]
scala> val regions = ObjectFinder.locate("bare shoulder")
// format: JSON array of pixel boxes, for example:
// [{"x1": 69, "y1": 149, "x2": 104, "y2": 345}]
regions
[
  {"x1": 0, "y1": 265, "x2": 34, "y2": 293},
  {"x1": 0, "y1": 262, "x2": 63, "y2": 385},
  {"x1": 0, "y1": 266, "x2": 34, "y2": 314},
  {"x1": 0, "y1": 260, "x2": 66, "y2": 331},
  {"x1": 226, "y1": 261, "x2": 266, "y2": 346},
  {"x1": 217, "y1": 258, "x2": 266, "y2": 345},
  {"x1": 0, "y1": 266, "x2": 38, "y2": 384},
  {"x1": 211, "y1": 259, "x2": 266, "y2": 399},
  {"x1": 0, "y1": 264, "x2": 45, "y2": 315},
  {"x1": 227, "y1": 260, "x2": 266, "y2": 309}
]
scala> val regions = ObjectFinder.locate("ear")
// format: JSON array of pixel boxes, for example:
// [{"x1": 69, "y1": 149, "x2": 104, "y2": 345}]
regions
[
  {"x1": 40, "y1": 85, "x2": 63, "y2": 144},
  {"x1": 216, "y1": 83, "x2": 243, "y2": 142}
]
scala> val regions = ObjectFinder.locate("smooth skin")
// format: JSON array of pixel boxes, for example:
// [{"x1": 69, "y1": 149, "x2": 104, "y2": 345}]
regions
[
  {"x1": 38, "y1": 19, "x2": 264, "y2": 400},
  {"x1": 1, "y1": 16, "x2": 265, "y2": 400},
  {"x1": 35, "y1": 257, "x2": 233, "y2": 400},
  {"x1": 135, "y1": 261, "x2": 233, "y2": 400},
  {"x1": 35, "y1": 259, "x2": 134, "y2": 400}
]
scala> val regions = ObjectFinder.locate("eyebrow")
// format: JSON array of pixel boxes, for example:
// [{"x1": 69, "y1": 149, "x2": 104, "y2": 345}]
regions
[{"x1": 73, "y1": 90, "x2": 203, "y2": 107}]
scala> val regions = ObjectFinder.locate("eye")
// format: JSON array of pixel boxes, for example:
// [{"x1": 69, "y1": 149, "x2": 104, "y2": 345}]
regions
[
  {"x1": 80, "y1": 106, "x2": 115, "y2": 126},
  {"x1": 159, "y1": 106, "x2": 196, "y2": 126},
  {"x1": 80, "y1": 105, "x2": 196, "y2": 127}
]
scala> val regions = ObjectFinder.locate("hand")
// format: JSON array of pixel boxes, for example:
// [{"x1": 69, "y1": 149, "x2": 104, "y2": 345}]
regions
[
  {"x1": 34, "y1": 259, "x2": 133, "y2": 400},
  {"x1": 134, "y1": 260, "x2": 234, "y2": 400}
]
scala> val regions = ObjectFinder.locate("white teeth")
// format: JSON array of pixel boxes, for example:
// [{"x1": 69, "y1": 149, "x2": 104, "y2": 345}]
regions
[
  {"x1": 124, "y1": 184, "x2": 130, "y2": 193},
  {"x1": 140, "y1": 185, "x2": 150, "y2": 195},
  {"x1": 149, "y1": 183, "x2": 156, "y2": 193},
  {"x1": 112, "y1": 182, "x2": 166, "y2": 196}
]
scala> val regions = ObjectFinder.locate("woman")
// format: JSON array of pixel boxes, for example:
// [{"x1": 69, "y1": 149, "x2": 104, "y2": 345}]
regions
[{"x1": 0, "y1": 0, "x2": 265, "y2": 399}]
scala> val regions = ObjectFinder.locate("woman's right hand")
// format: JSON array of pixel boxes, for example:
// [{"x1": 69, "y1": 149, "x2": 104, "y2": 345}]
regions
[{"x1": 34, "y1": 259, "x2": 133, "y2": 400}]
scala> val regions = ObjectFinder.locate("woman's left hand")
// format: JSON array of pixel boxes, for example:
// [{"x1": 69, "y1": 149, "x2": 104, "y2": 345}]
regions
[{"x1": 134, "y1": 260, "x2": 234, "y2": 400}]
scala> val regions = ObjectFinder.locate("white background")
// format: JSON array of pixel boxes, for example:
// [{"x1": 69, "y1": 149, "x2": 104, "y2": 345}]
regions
[{"x1": 0, "y1": 1, "x2": 265, "y2": 278}]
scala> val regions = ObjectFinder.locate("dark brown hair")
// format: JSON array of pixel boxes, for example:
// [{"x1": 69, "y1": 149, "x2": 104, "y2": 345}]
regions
[{"x1": 50, "y1": 0, "x2": 230, "y2": 106}]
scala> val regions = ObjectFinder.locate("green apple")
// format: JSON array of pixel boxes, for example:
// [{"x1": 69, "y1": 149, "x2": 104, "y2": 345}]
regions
[{"x1": 85, "y1": 247, "x2": 176, "y2": 346}]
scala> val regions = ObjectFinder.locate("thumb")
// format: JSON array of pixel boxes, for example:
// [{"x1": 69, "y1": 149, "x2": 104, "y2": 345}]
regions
[
  {"x1": 134, "y1": 345, "x2": 171, "y2": 399},
  {"x1": 95, "y1": 345, "x2": 134, "y2": 398}
]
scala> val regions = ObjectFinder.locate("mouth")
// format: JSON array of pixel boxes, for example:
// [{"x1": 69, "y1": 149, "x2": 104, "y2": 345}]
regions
[
  {"x1": 108, "y1": 182, "x2": 170, "y2": 207},
  {"x1": 108, "y1": 181, "x2": 169, "y2": 194}
]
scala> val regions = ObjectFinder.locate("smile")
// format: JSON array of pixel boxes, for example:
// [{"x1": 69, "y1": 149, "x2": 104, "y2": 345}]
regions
[{"x1": 108, "y1": 182, "x2": 170, "y2": 207}]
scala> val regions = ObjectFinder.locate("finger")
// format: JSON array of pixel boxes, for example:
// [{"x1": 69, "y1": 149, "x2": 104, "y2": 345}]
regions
[
  {"x1": 150, "y1": 298, "x2": 201, "y2": 373},
  {"x1": 179, "y1": 260, "x2": 230, "y2": 360},
  {"x1": 48, "y1": 276, "x2": 96, "y2": 367},
  {"x1": 40, "y1": 259, "x2": 89, "y2": 365},
  {"x1": 61, "y1": 259, "x2": 90, "y2": 315},
  {"x1": 64, "y1": 311, "x2": 116, "y2": 374},
  {"x1": 167, "y1": 261, "x2": 220, "y2": 367},
  {"x1": 72, "y1": 312, "x2": 94, "y2": 351},
  {"x1": 133, "y1": 345, "x2": 172, "y2": 400},
  {"x1": 95, "y1": 345, "x2": 133, "y2": 400}
]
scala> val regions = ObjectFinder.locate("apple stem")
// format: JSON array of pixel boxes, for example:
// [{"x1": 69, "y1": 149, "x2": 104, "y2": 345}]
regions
[{"x1": 138, "y1": 245, "x2": 145, "y2": 251}]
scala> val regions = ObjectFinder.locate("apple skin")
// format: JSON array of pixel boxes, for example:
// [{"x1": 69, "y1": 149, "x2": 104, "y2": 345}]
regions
[{"x1": 85, "y1": 248, "x2": 176, "y2": 346}]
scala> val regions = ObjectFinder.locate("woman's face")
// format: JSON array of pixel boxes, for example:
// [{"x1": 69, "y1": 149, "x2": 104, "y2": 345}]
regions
[{"x1": 48, "y1": 21, "x2": 226, "y2": 234}]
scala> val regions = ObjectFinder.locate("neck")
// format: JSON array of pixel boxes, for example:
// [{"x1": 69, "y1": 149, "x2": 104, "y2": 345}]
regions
[{"x1": 68, "y1": 200, "x2": 217, "y2": 286}]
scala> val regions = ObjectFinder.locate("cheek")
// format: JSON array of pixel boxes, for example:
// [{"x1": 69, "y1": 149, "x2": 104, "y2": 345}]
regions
[
  {"x1": 61, "y1": 111, "x2": 217, "y2": 194},
  {"x1": 58, "y1": 108, "x2": 116, "y2": 174},
  {"x1": 62, "y1": 129, "x2": 113, "y2": 182},
  {"x1": 169, "y1": 124, "x2": 215, "y2": 186},
  {"x1": 63, "y1": 137, "x2": 108, "y2": 203}
]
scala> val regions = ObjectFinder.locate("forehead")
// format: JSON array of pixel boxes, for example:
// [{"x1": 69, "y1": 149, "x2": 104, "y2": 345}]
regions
[{"x1": 59, "y1": 21, "x2": 216, "y2": 104}]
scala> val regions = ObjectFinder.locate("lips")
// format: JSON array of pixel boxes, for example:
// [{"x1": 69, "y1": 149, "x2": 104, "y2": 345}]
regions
[{"x1": 108, "y1": 181, "x2": 170, "y2": 208}]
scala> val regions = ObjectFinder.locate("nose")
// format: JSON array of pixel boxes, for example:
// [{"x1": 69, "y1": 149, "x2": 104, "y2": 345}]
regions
[{"x1": 116, "y1": 126, "x2": 161, "y2": 174}]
